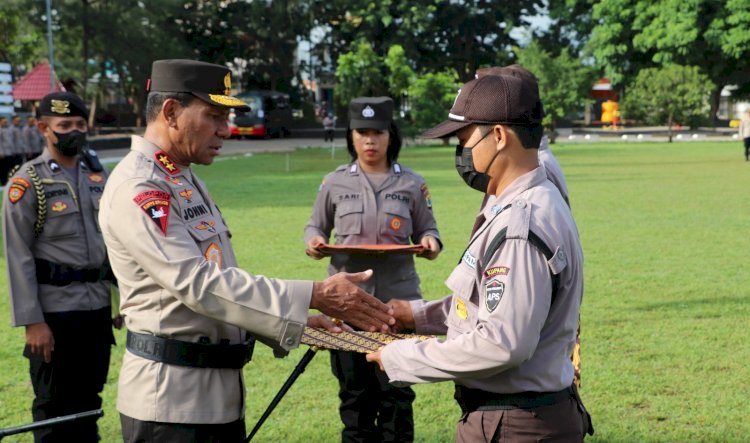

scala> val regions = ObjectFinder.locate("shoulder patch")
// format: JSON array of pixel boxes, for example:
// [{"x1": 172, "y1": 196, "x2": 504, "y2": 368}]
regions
[
  {"x1": 485, "y1": 279, "x2": 505, "y2": 313},
  {"x1": 484, "y1": 266, "x2": 510, "y2": 278},
  {"x1": 133, "y1": 190, "x2": 171, "y2": 235},
  {"x1": 8, "y1": 181, "x2": 29, "y2": 204},
  {"x1": 154, "y1": 151, "x2": 180, "y2": 175},
  {"x1": 420, "y1": 183, "x2": 432, "y2": 209}
]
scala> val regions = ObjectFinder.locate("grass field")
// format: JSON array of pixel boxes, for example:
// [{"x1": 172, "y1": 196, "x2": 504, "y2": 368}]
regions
[{"x1": 1, "y1": 140, "x2": 748, "y2": 442}]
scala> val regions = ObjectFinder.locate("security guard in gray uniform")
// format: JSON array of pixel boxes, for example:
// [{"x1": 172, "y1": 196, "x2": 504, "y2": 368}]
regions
[
  {"x1": 3, "y1": 91, "x2": 116, "y2": 442},
  {"x1": 305, "y1": 97, "x2": 441, "y2": 443},
  {"x1": 367, "y1": 74, "x2": 594, "y2": 441},
  {"x1": 99, "y1": 59, "x2": 394, "y2": 443}
]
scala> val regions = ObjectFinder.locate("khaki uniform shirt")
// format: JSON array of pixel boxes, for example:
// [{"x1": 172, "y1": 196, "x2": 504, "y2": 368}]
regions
[
  {"x1": 381, "y1": 167, "x2": 583, "y2": 394},
  {"x1": 539, "y1": 135, "x2": 569, "y2": 205},
  {"x1": 99, "y1": 136, "x2": 312, "y2": 424},
  {"x1": 3, "y1": 150, "x2": 111, "y2": 326},
  {"x1": 740, "y1": 117, "x2": 750, "y2": 139},
  {"x1": 304, "y1": 161, "x2": 440, "y2": 301}
]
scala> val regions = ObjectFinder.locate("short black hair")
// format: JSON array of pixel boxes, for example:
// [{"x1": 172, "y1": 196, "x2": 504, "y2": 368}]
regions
[
  {"x1": 346, "y1": 122, "x2": 403, "y2": 164},
  {"x1": 145, "y1": 92, "x2": 195, "y2": 123},
  {"x1": 478, "y1": 123, "x2": 543, "y2": 150}
]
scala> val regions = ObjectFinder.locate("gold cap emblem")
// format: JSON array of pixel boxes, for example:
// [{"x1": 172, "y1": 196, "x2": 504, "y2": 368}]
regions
[
  {"x1": 223, "y1": 72, "x2": 232, "y2": 96},
  {"x1": 50, "y1": 100, "x2": 71, "y2": 115}
]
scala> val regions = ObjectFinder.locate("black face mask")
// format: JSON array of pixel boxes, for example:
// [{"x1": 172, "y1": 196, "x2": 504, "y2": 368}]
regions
[
  {"x1": 52, "y1": 130, "x2": 87, "y2": 157},
  {"x1": 455, "y1": 129, "x2": 498, "y2": 193}
]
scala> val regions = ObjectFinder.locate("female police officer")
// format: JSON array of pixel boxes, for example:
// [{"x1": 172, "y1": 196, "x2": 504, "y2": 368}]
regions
[{"x1": 304, "y1": 97, "x2": 442, "y2": 442}]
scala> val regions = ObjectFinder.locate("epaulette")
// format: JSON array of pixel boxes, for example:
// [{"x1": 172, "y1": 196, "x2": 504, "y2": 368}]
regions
[{"x1": 7, "y1": 164, "x2": 21, "y2": 181}]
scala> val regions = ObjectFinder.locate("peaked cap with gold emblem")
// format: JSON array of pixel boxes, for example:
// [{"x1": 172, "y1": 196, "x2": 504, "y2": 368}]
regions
[
  {"x1": 147, "y1": 59, "x2": 250, "y2": 110},
  {"x1": 37, "y1": 92, "x2": 88, "y2": 119}
]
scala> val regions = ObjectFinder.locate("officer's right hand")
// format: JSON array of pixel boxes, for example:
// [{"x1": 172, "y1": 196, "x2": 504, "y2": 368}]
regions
[
  {"x1": 311, "y1": 270, "x2": 395, "y2": 332},
  {"x1": 386, "y1": 299, "x2": 416, "y2": 331},
  {"x1": 25, "y1": 322, "x2": 55, "y2": 363},
  {"x1": 305, "y1": 236, "x2": 328, "y2": 260}
]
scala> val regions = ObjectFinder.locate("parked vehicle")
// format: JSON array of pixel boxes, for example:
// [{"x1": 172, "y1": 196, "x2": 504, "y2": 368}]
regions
[{"x1": 229, "y1": 90, "x2": 292, "y2": 138}]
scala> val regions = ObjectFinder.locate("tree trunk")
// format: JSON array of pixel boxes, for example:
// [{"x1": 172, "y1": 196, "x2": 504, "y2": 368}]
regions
[
  {"x1": 709, "y1": 85, "x2": 722, "y2": 123},
  {"x1": 667, "y1": 114, "x2": 673, "y2": 143}
]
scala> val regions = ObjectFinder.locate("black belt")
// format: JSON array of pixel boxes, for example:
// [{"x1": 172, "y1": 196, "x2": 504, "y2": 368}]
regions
[
  {"x1": 454, "y1": 385, "x2": 575, "y2": 412},
  {"x1": 35, "y1": 259, "x2": 115, "y2": 286},
  {"x1": 126, "y1": 331, "x2": 255, "y2": 369}
]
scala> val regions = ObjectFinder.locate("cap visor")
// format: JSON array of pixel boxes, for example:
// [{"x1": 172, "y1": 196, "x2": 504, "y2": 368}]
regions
[
  {"x1": 193, "y1": 92, "x2": 250, "y2": 111},
  {"x1": 349, "y1": 119, "x2": 390, "y2": 130},
  {"x1": 421, "y1": 119, "x2": 471, "y2": 139}
]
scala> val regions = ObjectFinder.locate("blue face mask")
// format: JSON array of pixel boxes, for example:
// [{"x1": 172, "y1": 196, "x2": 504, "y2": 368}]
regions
[{"x1": 454, "y1": 128, "x2": 498, "y2": 193}]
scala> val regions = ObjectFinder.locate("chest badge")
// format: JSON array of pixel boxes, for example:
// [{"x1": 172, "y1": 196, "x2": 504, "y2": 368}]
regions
[
  {"x1": 485, "y1": 280, "x2": 505, "y2": 313},
  {"x1": 164, "y1": 176, "x2": 184, "y2": 186},
  {"x1": 179, "y1": 188, "x2": 194, "y2": 203},
  {"x1": 51, "y1": 201, "x2": 68, "y2": 212},
  {"x1": 88, "y1": 173, "x2": 104, "y2": 183},
  {"x1": 204, "y1": 242, "x2": 223, "y2": 267},
  {"x1": 196, "y1": 220, "x2": 217, "y2": 233},
  {"x1": 390, "y1": 217, "x2": 401, "y2": 230},
  {"x1": 455, "y1": 298, "x2": 468, "y2": 320}
]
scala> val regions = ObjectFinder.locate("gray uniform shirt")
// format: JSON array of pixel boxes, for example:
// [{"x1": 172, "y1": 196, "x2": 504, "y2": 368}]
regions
[
  {"x1": 99, "y1": 136, "x2": 312, "y2": 424},
  {"x1": 10, "y1": 125, "x2": 25, "y2": 155},
  {"x1": 23, "y1": 125, "x2": 45, "y2": 157},
  {"x1": 304, "y1": 161, "x2": 440, "y2": 301},
  {"x1": 0, "y1": 126, "x2": 14, "y2": 157},
  {"x1": 3, "y1": 149, "x2": 111, "y2": 326},
  {"x1": 381, "y1": 167, "x2": 583, "y2": 394}
]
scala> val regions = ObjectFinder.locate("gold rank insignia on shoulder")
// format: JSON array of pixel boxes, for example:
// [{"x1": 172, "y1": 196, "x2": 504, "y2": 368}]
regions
[
  {"x1": 154, "y1": 151, "x2": 180, "y2": 174},
  {"x1": 301, "y1": 327, "x2": 434, "y2": 353},
  {"x1": 50, "y1": 100, "x2": 71, "y2": 114}
]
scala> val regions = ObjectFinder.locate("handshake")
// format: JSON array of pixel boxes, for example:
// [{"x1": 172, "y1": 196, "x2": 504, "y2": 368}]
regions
[{"x1": 307, "y1": 269, "x2": 415, "y2": 333}]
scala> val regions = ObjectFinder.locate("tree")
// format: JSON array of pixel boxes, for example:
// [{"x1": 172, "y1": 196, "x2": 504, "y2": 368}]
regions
[
  {"x1": 0, "y1": 0, "x2": 47, "y2": 80},
  {"x1": 621, "y1": 64, "x2": 714, "y2": 142},
  {"x1": 334, "y1": 41, "x2": 387, "y2": 109},
  {"x1": 515, "y1": 41, "x2": 596, "y2": 143},
  {"x1": 407, "y1": 71, "x2": 460, "y2": 138},
  {"x1": 311, "y1": 0, "x2": 543, "y2": 81},
  {"x1": 585, "y1": 0, "x2": 750, "y2": 119}
]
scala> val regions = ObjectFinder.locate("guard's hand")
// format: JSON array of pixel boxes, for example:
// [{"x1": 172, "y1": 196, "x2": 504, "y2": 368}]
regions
[
  {"x1": 387, "y1": 299, "x2": 416, "y2": 331},
  {"x1": 311, "y1": 270, "x2": 395, "y2": 332},
  {"x1": 25, "y1": 322, "x2": 55, "y2": 363},
  {"x1": 112, "y1": 315, "x2": 124, "y2": 330},
  {"x1": 417, "y1": 235, "x2": 441, "y2": 260},
  {"x1": 366, "y1": 349, "x2": 385, "y2": 371},
  {"x1": 306, "y1": 314, "x2": 353, "y2": 333},
  {"x1": 305, "y1": 236, "x2": 328, "y2": 260}
]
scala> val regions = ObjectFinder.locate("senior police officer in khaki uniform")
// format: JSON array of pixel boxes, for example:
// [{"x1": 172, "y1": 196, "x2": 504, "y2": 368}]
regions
[
  {"x1": 3, "y1": 91, "x2": 116, "y2": 442},
  {"x1": 305, "y1": 96, "x2": 441, "y2": 442},
  {"x1": 99, "y1": 59, "x2": 395, "y2": 443},
  {"x1": 367, "y1": 74, "x2": 594, "y2": 442}
]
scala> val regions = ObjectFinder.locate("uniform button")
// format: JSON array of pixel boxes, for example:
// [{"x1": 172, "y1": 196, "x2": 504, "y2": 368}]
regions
[
  {"x1": 514, "y1": 200, "x2": 527, "y2": 208},
  {"x1": 285, "y1": 337, "x2": 295, "y2": 346}
]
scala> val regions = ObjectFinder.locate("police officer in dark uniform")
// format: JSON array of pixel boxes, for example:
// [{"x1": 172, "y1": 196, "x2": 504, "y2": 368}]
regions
[
  {"x1": 3, "y1": 92, "x2": 117, "y2": 442},
  {"x1": 305, "y1": 97, "x2": 442, "y2": 442}
]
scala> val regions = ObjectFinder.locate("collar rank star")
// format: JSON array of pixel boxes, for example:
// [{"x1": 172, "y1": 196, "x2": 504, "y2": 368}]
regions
[
  {"x1": 485, "y1": 280, "x2": 505, "y2": 313},
  {"x1": 155, "y1": 151, "x2": 180, "y2": 175},
  {"x1": 133, "y1": 190, "x2": 171, "y2": 235}
]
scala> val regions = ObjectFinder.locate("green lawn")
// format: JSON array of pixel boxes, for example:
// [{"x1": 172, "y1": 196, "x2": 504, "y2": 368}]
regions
[{"x1": 1, "y1": 140, "x2": 748, "y2": 442}]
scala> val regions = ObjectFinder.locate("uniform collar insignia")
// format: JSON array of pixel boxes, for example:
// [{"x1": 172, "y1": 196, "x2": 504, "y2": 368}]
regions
[
  {"x1": 393, "y1": 163, "x2": 401, "y2": 174},
  {"x1": 48, "y1": 159, "x2": 61, "y2": 173},
  {"x1": 154, "y1": 150, "x2": 181, "y2": 175},
  {"x1": 350, "y1": 163, "x2": 358, "y2": 174}
]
